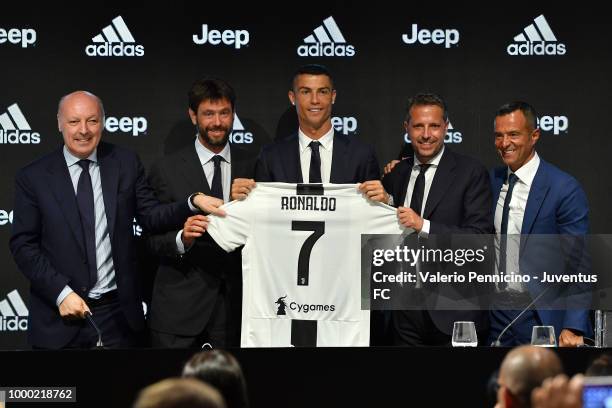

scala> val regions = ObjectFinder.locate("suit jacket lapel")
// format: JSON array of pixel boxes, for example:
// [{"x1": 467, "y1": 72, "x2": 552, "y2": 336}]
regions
[
  {"x1": 280, "y1": 135, "x2": 302, "y2": 183},
  {"x1": 47, "y1": 148, "x2": 87, "y2": 256},
  {"x1": 491, "y1": 167, "x2": 505, "y2": 214},
  {"x1": 330, "y1": 133, "x2": 348, "y2": 183},
  {"x1": 97, "y1": 143, "x2": 119, "y2": 240},
  {"x1": 178, "y1": 145, "x2": 211, "y2": 195},
  {"x1": 396, "y1": 158, "x2": 414, "y2": 207},
  {"x1": 423, "y1": 150, "x2": 456, "y2": 219},
  {"x1": 521, "y1": 161, "x2": 550, "y2": 250}
]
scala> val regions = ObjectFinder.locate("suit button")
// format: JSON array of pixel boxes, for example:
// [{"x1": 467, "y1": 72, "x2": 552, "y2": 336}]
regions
[{"x1": 81, "y1": 287, "x2": 87, "y2": 292}]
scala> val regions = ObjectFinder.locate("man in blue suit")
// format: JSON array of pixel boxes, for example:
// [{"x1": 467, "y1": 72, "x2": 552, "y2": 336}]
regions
[
  {"x1": 9, "y1": 91, "x2": 217, "y2": 349},
  {"x1": 489, "y1": 101, "x2": 591, "y2": 347}
]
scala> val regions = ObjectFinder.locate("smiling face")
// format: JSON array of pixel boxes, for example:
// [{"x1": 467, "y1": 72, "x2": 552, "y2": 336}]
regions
[
  {"x1": 57, "y1": 91, "x2": 104, "y2": 159},
  {"x1": 189, "y1": 97, "x2": 234, "y2": 153},
  {"x1": 288, "y1": 73, "x2": 336, "y2": 139},
  {"x1": 405, "y1": 104, "x2": 448, "y2": 163},
  {"x1": 494, "y1": 110, "x2": 539, "y2": 172}
]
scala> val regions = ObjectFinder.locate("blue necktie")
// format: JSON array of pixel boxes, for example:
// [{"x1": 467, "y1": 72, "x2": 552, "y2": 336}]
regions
[
  {"x1": 76, "y1": 160, "x2": 97, "y2": 285},
  {"x1": 309, "y1": 141, "x2": 322, "y2": 183},
  {"x1": 210, "y1": 155, "x2": 224, "y2": 201},
  {"x1": 498, "y1": 173, "x2": 518, "y2": 290}
]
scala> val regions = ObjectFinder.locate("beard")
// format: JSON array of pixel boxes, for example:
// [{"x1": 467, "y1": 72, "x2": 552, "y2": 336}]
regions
[{"x1": 198, "y1": 124, "x2": 231, "y2": 148}]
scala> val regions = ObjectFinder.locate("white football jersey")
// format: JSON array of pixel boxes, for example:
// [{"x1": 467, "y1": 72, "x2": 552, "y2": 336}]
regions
[{"x1": 207, "y1": 183, "x2": 407, "y2": 347}]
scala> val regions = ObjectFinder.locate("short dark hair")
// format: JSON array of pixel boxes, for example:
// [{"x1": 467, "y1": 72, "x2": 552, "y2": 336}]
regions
[
  {"x1": 133, "y1": 378, "x2": 225, "y2": 408},
  {"x1": 183, "y1": 350, "x2": 249, "y2": 408},
  {"x1": 495, "y1": 101, "x2": 538, "y2": 131},
  {"x1": 405, "y1": 93, "x2": 448, "y2": 122},
  {"x1": 188, "y1": 78, "x2": 236, "y2": 113},
  {"x1": 290, "y1": 64, "x2": 334, "y2": 90}
]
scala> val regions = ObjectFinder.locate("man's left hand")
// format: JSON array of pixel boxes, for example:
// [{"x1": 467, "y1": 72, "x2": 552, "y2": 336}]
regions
[
  {"x1": 397, "y1": 206, "x2": 424, "y2": 232},
  {"x1": 559, "y1": 329, "x2": 584, "y2": 347},
  {"x1": 358, "y1": 180, "x2": 390, "y2": 203}
]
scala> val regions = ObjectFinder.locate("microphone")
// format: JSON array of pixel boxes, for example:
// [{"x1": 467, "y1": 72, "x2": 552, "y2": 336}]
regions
[
  {"x1": 84, "y1": 311, "x2": 105, "y2": 349},
  {"x1": 491, "y1": 287, "x2": 550, "y2": 347}
]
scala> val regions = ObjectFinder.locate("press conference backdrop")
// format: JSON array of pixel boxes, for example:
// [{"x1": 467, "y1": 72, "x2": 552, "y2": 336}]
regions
[{"x1": 1, "y1": 3, "x2": 610, "y2": 349}]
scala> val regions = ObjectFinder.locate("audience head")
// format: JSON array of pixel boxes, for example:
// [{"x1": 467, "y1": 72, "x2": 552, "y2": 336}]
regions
[{"x1": 133, "y1": 378, "x2": 225, "y2": 408}]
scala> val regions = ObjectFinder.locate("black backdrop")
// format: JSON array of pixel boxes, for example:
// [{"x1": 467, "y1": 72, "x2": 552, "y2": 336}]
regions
[{"x1": 1, "y1": 3, "x2": 611, "y2": 349}]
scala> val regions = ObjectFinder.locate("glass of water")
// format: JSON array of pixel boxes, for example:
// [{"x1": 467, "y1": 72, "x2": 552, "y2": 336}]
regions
[
  {"x1": 531, "y1": 326, "x2": 556, "y2": 347},
  {"x1": 452, "y1": 321, "x2": 478, "y2": 347}
]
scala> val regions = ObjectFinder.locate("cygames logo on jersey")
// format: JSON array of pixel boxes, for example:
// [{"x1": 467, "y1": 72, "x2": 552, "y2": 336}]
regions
[
  {"x1": 538, "y1": 115, "x2": 568, "y2": 135},
  {"x1": 402, "y1": 24, "x2": 459, "y2": 48},
  {"x1": 105, "y1": 116, "x2": 148, "y2": 136},
  {"x1": 403, "y1": 120, "x2": 462, "y2": 144},
  {"x1": 193, "y1": 25, "x2": 250, "y2": 49},
  {"x1": 0, "y1": 103, "x2": 41, "y2": 144},
  {"x1": 230, "y1": 114, "x2": 253, "y2": 144},
  {"x1": 0, "y1": 27, "x2": 36, "y2": 48},
  {"x1": 332, "y1": 116, "x2": 357, "y2": 135},
  {"x1": 86, "y1": 16, "x2": 144, "y2": 57},
  {"x1": 0, "y1": 290, "x2": 28, "y2": 332},
  {"x1": 274, "y1": 295, "x2": 336, "y2": 315},
  {"x1": 507, "y1": 15, "x2": 566, "y2": 56},
  {"x1": 297, "y1": 16, "x2": 355, "y2": 57}
]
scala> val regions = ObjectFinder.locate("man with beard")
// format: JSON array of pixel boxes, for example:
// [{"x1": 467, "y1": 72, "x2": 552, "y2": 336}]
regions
[{"x1": 146, "y1": 78, "x2": 255, "y2": 348}]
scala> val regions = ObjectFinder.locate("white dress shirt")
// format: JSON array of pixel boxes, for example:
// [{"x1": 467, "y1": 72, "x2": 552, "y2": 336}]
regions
[{"x1": 298, "y1": 127, "x2": 334, "y2": 183}]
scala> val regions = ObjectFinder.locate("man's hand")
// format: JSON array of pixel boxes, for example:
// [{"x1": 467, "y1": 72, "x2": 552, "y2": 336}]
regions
[
  {"x1": 192, "y1": 194, "x2": 226, "y2": 216},
  {"x1": 59, "y1": 292, "x2": 90, "y2": 319},
  {"x1": 559, "y1": 329, "x2": 584, "y2": 347},
  {"x1": 231, "y1": 178, "x2": 256, "y2": 201},
  {"x1": 384, "y1": 159, "x2": 401, "y2": 175},
  {"x1": 181, "y1": 214, "x2": 209, "y2": 247},
  {"x1": 358, "y1": 180, "x2": 390, "y2": 203},
  {"x1": 531, "y1": 374, "x2": 583, "y2": 408},
  {"x1": 397, "y1": 206, "x2": 424, "y2": 232}
]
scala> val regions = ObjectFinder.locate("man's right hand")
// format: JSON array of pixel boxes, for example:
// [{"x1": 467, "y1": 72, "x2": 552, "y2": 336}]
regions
[
  {"x1": 181, "y1": 214, "x2": 209, "y2": 247},
  {"x1": 384, "y1": 159, "x2": 401, "y2": 175},
  {"x1": 59, "y1": 292, "x2": 90, "y2": 319},
  {"x1": 231, "y1": 178, "x2": 256, "y2": 200}
]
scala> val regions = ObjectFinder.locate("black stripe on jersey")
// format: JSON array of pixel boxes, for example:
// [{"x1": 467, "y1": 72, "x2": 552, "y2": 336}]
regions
[
  {"x1": 291, "y1": 319, "x2": 317, "y2": 347},
  {"x1": 296, "y1": 184, "x2": 324, "y2": 196}
]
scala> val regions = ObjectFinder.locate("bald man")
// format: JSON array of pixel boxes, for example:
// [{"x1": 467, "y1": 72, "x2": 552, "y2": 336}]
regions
[
  {"x1": 495, "y1": 345, "x2": 563, "y2": 408},
  {"x1": 10, "y1": 91, "x2": 216, "y2": 349}
]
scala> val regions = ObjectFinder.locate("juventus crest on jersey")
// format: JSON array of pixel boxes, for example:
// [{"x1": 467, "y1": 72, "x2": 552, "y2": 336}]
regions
[{"x1": 207, "y1": 183, "x2": 408, "y2": 347}]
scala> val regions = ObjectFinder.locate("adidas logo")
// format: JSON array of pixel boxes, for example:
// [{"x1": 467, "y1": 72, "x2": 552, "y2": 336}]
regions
[
  {"x1": 0, "y1": 209, "x2": 13, "y2": 226},
  {"x1": 404, "y1": 121, "x2": 462, "y2": 144},
  {"x1": 0, "y1": 27, "x2": 37, "y2": 48},
  {"x1": 0, "y1": 290, "x2": 28, "y2": 332},
  {"x1": 402, "y1": 24, "x2": 460, "y2": 48},
  {"x1": 86, "y1": 16, "x2": 144, "y2": 57},
  {"x1": 0, "y1": 103, "x2": 41, "y2": 144},
  {"x1": 507, "y1": 15, "x2": 566, "y2": 56},
  {"x1": 297, "y1": 16, "x2": 355, "y2": 57},
  {"x1": 193, "y1": 24, "x2": 250, "y2": 49},
  {"x1": 230, "y1": 114, "x2": 253, "y2": 144}
]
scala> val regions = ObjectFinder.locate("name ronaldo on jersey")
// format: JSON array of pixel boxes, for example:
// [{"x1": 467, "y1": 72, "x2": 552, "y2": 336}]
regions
[{"x1": 280, "y1": 196, "x2": 337, "y2": 211}]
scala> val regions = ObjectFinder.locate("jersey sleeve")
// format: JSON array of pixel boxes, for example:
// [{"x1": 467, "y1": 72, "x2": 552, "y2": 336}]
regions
[
  {"x1": 362, "y1": 200, "x2": 410, "y2": 235},
  {"x1": 206, "y1": 195, "x2": 254, "y2": 252}
]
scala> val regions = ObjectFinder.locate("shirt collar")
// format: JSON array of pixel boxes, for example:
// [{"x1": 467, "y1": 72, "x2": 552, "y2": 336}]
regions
[
  {"x1": 63, "y1": 146, "x2": 98, "y2": 167},
  {"x1": 413, "y1": 145, "x2": 445, "y2": 168},
  {"x1": 194, "y1": 136, "x2": 231, "y2": 166},
  {"x1": 508, "y1": 151, "x2": 540, "y2": 187},
  {"x1": 298, "y1": 127, "x2": 334, "y2": 153}
]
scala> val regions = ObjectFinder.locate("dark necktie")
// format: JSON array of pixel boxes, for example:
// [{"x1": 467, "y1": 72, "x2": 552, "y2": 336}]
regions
[
  {"x1": 498, "y1": 173, "x2": 518, "y2": 290},
  {"x1": 410, "y1": 164, "x2": 431, "y2": 216},
  {"x1": 309, "y1": 141, "x2": 322, "y2": 183},
  {"x1": 76, "y1": 160, "x2": 97, "y2": 284},
  {"x1": 210, "y1": 155, "x2": 224, "y2": 201}
]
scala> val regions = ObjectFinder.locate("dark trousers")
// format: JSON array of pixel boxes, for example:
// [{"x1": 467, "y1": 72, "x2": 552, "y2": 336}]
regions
[
  {"x1": 391, "y1": 310, "x2": 452, "y2": 346},
  {"x1": 150, "y1": 292, "x2": 231, "y2": 349}
]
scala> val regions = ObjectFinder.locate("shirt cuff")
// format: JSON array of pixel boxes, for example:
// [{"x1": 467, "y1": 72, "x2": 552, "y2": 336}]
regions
[
  {"x1": 418, "y1": 219, "x2": 430, "y2": 239},
  {"x1": 176, "y1": 229, "x2": 193, "y2": 254},
  {"x1": 56, "y1": 286, "x2": 74, "y2": 307},
  {"x1": 188, "y1": 195, "x2": 199, "y2": 212}
]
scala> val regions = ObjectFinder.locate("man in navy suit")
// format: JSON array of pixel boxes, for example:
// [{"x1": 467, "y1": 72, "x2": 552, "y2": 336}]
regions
[
  {"x1": 382, "y1": 93, "x2": 493, "y2": 346},
  {"x1": 9, "y1": 91, "x2": 216, "y2": 349},
  {"x1": 489, "y1": 101, "x2": 591, "y2": 347},
  {"x1": 230, "y1": 64, "x2": 388, "y2": 202}
]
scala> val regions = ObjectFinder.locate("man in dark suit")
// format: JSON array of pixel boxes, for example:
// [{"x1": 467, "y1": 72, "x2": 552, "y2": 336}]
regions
[
  {"x1": 489, "y1": 101, "x2": 591, "y2": 347},
  {"x1": 382, "y1": 93, "x2": 493, "y2": 346},
  {"x1": 147, "y1": 78, "x2": 255, "y2": 348},
  {"x1": 231, "y1": 64, "x2": 388, "y2": 202},
  {"x1": 9, "y1": 91, "x2": 212, "y2": 349}
]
